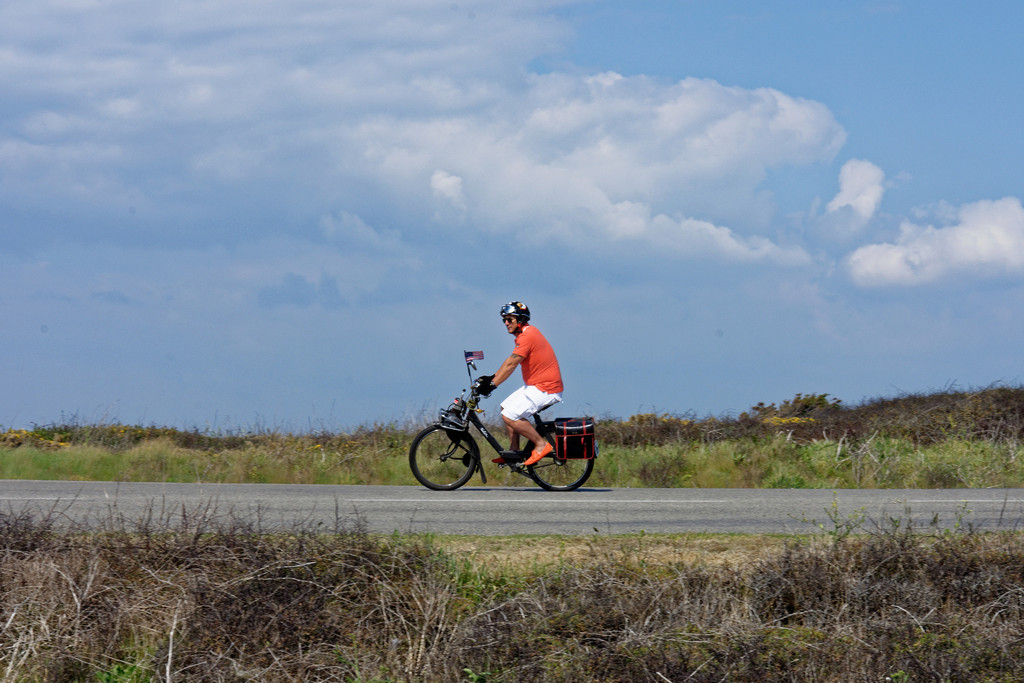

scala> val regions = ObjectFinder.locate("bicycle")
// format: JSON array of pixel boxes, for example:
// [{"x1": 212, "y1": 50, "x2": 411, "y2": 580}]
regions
[{"x1": 409, "y1": 352, "x2": 598, "y2": 491}]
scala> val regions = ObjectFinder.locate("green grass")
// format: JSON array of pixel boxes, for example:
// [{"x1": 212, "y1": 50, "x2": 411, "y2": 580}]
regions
[
  {"x1": 6, "y1": 433, "x2": 1023, "y2": 489},
  {"x1": 5, "y1": 386, "x2": 1024, "y2": 487},
  {"x1": 590, "y1": 437, "x2": 1024, "y2": 489}
]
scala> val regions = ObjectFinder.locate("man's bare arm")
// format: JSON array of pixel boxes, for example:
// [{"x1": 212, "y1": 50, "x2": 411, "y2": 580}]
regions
[{"x1": 493, "y1": 353, "x2": 523, "y2": 386}]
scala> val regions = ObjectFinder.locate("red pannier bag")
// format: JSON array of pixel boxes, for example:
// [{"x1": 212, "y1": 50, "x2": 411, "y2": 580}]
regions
[{"x1": 554, "y1": 417, "x2": 597, "y2": 459}]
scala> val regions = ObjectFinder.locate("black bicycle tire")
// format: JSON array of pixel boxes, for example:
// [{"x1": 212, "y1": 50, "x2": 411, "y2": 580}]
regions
[
  {"x1": 527, "y1": 451, "x2": 595, "y2": 491},
  {"x1": 409, "y1": 425, "x2": 478, "y2": 491}
]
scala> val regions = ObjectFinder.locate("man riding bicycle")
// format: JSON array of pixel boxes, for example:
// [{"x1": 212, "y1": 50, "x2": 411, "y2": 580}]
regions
[{"x1": 476, "y1": 301, "x2": 563, "y2": 466}]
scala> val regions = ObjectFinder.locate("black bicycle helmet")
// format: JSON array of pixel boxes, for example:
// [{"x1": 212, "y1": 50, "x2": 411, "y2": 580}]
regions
[{"x1": 499, "y1": 301, "x2": 530, "y2": 321}]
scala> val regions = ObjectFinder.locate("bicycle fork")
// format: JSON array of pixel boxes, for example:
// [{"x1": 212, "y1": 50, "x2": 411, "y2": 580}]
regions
[{"x1": 468, "y1": 411, "x2": 502, "y2": 484}]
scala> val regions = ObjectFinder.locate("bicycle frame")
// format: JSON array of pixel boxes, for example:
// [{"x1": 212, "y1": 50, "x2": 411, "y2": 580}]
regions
[
  {"x1": 410, "y1": 353, "x2": 595, "y2": 491},
  {"x1": 440, "y1": 398, "x2": 552, "y2": 485}
]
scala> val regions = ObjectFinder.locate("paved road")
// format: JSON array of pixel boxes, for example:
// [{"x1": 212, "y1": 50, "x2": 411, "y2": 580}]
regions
[{"x1": 3, "y1": 480, "x2": 1023, "y2": 535}]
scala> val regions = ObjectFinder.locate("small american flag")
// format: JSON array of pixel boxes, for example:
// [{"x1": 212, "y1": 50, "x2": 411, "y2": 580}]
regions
[{"x1": 464, "y1": 350, "x2": 484, "y2": 363}]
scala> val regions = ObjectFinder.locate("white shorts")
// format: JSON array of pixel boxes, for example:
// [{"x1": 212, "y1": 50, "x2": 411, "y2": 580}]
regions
[{"x1": 500, "y1": 385, "x2": 563, "y2": 421}]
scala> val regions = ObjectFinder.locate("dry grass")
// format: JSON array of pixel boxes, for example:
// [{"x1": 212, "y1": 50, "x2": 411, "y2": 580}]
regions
[
  {"x1": 437, "y1": 533, "x2": 789, "y2": 572},
  {"x1": 2, "y1": 503, "x2": 1024, "y2": 682}
]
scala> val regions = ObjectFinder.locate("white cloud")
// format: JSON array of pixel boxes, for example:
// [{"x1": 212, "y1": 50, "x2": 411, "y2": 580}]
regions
[
  {"x1": 516, "y1": 73, "x2": 846, "y2": 201},
  {"x1": 0, "y1": 1, "x2": 848, "y2": 266},
  {"x1": 430, "y1": 169, "x2": 466, "y2": 212},
  {"x1": 847, "y1": 197, "x2": 1024, "y2": 286},
  {"x1": 827, "y1": 158, "x2": 885, "y2": 220},
  {"x1": 651, "y1": 214, "x2": 811, "y2": 265},
  {"x1": 354, "y1": 73, "x2": 843, "y2": 262},
  {"x1": 808, "y1": 158, "x2": 886, "y2": 245},
  {"x1": 2, "y1": 0, "x2": 1021, "y2": 432}
]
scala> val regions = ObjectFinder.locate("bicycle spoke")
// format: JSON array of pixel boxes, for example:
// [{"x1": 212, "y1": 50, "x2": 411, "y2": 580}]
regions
[
  {"x1": 528, "y1": 455, "x2": 594, "y2": 491},
  {"x1": 409, "y1": 425, "x2": 477, "y2": 490}
]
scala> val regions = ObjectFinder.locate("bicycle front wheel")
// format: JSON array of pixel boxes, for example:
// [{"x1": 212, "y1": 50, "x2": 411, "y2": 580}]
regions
[
  {"x1": 528, "y1": 454, "x2": 595, "y2": 492},
  {"x1": 409, "y1": 425, "x2": 479, "y2": 491}
]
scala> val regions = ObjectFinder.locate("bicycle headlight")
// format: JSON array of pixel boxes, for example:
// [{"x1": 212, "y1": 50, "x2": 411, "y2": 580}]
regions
[{"x1": 439, "y1": 407, "x2": 467, "y2": 430}]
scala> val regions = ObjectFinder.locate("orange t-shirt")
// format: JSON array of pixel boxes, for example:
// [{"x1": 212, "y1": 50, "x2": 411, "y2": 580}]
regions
[{"x1": 513, "y1": 325, "x2": 563, "y2": 393}]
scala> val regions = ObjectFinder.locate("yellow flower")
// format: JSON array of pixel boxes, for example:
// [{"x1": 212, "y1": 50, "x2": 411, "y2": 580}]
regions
[{"x1": 763, "y1": 416, "x2": 815, "y2": 426}]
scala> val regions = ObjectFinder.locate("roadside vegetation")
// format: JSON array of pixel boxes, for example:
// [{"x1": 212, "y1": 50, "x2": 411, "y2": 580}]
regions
[
  {"x1": 1, "y1": 504, "x2": 1022, "y2": 681},
  {"x1": 4, "y1": 386, "x2": 1024, "y2": 488},
  {"x1": 3, "y1": 387, "x2": 1024, "y2": 680}
]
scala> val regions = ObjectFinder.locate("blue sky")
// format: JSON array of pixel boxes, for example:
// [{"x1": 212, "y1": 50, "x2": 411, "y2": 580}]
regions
[{"x1": 2, "y1": 0, "x2": 1022, "y2": 431}]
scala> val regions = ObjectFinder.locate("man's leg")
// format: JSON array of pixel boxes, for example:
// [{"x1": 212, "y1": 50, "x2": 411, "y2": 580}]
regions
[
  {"x1": 500, "y1": 386, "x2": 559, "y2": 461},
  {"x1": 504, "y1": 413, "x2": 553, "y2": 466},
  {"x1": 503, "y1": 414, "x2": 544, "y2": 451}
]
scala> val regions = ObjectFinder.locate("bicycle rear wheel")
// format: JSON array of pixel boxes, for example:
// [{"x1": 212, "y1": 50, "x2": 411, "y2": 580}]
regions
[
  {"x1": 528, "y1": 454, "x2": 594, "y2": 491},
  {"x1": 409, "y1": 425, "x2": 478, "y2": 491}
]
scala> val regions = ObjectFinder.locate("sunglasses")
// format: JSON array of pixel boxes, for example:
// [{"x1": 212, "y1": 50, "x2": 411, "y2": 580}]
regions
[{"x1": 502, "y1": 316, "x2": 516, "y2": 323}]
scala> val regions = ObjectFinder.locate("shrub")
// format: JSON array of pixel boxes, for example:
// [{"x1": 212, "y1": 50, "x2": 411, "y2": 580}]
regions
[
  {"x1": 3, "y1": 504, "x2": 1024, "y2": 681},
  {"x1": 5, "y1": 386, "x2": 1024, "y2": 489}
]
